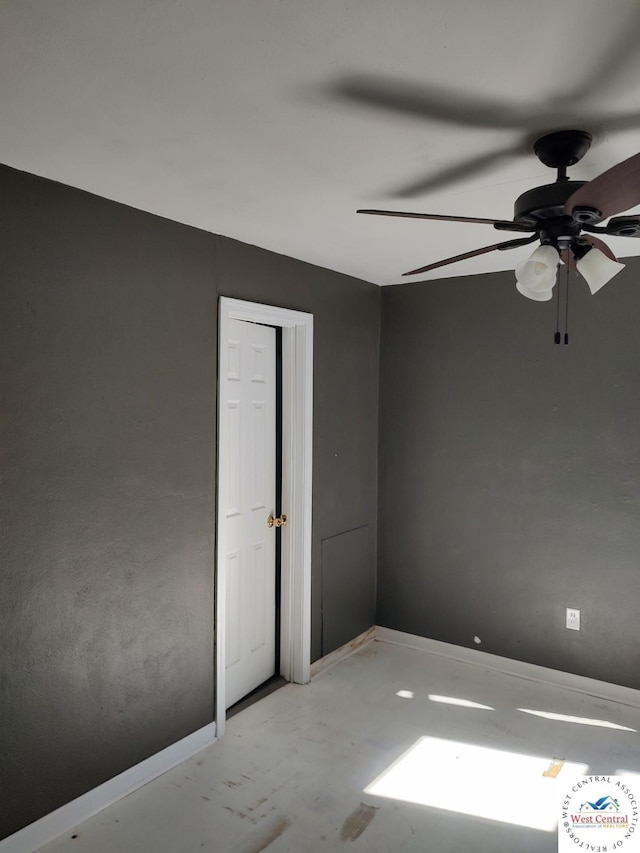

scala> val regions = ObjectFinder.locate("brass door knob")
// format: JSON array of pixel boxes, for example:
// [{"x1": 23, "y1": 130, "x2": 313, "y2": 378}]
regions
[{"x1": 267, "y1": 514, "x2": 287, "y2": 528}]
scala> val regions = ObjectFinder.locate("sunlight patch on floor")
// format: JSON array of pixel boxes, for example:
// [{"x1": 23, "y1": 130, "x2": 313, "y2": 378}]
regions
[
  {"x1": 518, "y1": 708, "x2": 636, "y2": 732},
  {"x1": 365, "y1": 736, "x2": 588, "y2": 831},
  {"x1": 396, "y1": 690, "x2": 414, "y2": 699},
  {"x1": 428, "y1": 694, "x2": 495, "y2": 710}
]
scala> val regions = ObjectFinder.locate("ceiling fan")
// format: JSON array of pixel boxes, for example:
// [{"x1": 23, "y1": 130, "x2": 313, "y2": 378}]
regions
[{"x1": 357, "y1": 130, "x2": 640, "y2": 300}]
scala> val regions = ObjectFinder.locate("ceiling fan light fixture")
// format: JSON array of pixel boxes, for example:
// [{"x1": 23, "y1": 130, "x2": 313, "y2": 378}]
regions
[
  {"x1": 515, "y1": 280, "x2": 554, "y2": 301},
  {"x1": 514, "y1": 244, "x2": 560, "y2": 295},
  {"x1": 575, "y1": 246, "x2": 626, "y2": 295}
]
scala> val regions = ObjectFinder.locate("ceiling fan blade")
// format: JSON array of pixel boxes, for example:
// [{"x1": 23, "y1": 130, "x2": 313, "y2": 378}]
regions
[
  {"x1": 357, "y1": 209, "x2": 534, "y2": 231},
  {"x1": 332, "y1": 74, "x2": 528, "y2": 129},
  {"x1": 389, "y1": 143, "x2": 524, "y2": 198},
  {"x1": 330, "y1": 74, "x2": 640, "y2": 136},
  {"x1": 402, "y1": 235, "x2": 537, "y2": 277},
  {"x1": 562, "y1": 9, "x2": 640, "y2": 102},
  {"x1": 565, "y1": 152, "x2": 640, "y2": 221},
  {"x1": 597, "y1": 110, "x2": 640, "y2": 134},
  {"x1": 583, "y1": 235, "x2": 617, "y2": 261}
]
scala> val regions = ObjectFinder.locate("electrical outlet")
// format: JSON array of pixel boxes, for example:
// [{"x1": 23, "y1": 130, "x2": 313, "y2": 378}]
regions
[{"x1": 566, "y1": 607, "x2": 580, "y2": 631}]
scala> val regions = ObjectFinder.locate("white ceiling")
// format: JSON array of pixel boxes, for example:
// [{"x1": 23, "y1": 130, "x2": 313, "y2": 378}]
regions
[{"x1": 3, "y1": 0, "x2": 640, "y2": 285}]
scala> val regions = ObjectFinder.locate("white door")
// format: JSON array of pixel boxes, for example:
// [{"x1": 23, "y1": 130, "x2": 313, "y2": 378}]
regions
[{"x1": 219, "y1": 318, "x2": 277, "y2": 709}]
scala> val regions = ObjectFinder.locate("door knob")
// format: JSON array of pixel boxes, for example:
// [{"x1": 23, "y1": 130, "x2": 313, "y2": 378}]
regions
[{"x1": 267, "y1": 514, "x2": 287, "y2": 528}]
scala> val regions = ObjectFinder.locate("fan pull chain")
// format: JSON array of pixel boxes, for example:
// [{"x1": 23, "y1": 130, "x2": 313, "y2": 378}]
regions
[
  {"x1": 554, "y1": 260, "x2": 570, "y2": 345},
  {"x1": 554, "y1": 268, "x2": 562, "y2": 345},
  {"x1": 564, "y1": 262, "x2": 570, "y2": 345}
]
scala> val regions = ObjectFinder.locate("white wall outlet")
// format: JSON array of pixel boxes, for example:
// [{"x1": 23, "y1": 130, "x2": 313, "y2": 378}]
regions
[{"x1": 566, "y1": 607, "x2": 581, "y2": 631}]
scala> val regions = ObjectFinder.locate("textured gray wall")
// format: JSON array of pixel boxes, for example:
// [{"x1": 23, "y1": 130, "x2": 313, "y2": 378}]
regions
[
  {"x1": 378, "y1": 265, "x2": 640, "y2": 689},
  {"x1": 322, "y1": 525, "x2": 375, "y2": 654},
  {"x1": 0, "y1": 165, "x2": 379, "y2": 840},
  {"x1": 215, "y1": 237, "x2": 380, "y2": 663}
]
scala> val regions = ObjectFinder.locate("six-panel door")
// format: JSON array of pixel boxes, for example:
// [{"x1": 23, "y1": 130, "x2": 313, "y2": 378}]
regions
[{"x1": 219, "y1": 318, "x2": 277, "y2": 709}]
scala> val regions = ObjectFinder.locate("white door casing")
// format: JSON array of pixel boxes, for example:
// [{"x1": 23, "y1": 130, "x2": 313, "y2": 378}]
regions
[
  {"x1": 216, "y1": 297, "x2": 313, "y2": 736},
  {"x1": 219, "y1": 319, "x2": 276, "y2": 709}
]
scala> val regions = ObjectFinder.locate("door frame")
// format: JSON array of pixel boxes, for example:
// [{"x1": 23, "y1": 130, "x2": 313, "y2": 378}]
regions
[{"x1": 216, "y1": 297, "x2": 313, "y2": 736}]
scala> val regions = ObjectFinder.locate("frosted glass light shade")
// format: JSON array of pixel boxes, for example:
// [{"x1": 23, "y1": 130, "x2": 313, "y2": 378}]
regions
[
  {"x1": 576, "y1": 247, "x2": 625, "y2": 294},
  {"x1": 516, "y1": 280, "x2": 554, "y2": 301},
  {"x1": 515, "y1": 245, "x2": 560, "y2": 293}
]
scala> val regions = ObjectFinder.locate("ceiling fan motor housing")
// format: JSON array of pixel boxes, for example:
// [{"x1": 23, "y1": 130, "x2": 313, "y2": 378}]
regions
[
  {"x1": 514, "y1": 130, "x2": 602, "y2": 241},
  {"x1": 514, "y1": 181, "x2": 602, "y2": 254},
  {"x1": 513, "y1": 181, "x2": 587, "y2": 223}
]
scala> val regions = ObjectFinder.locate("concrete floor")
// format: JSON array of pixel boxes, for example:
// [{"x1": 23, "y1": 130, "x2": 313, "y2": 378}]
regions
[{"x1": 39, "y1": 639, "x2": 640, "y2": 853}]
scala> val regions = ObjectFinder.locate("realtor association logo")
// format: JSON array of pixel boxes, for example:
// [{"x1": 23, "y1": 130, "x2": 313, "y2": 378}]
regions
[{"x1": 559, "y1": 777, "x2": 640, "y2": 851}]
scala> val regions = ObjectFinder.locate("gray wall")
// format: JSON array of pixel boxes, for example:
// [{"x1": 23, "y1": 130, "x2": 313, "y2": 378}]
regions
[
  {"x1": 378, "y1": 265, "x2": 640, "y2": 690},
  {"x1": 215, "y1": 237, "x2": 380, "y2": 662},
  {"x1": 0, "y1": 165, "x2": 379, "y2": 840},
  {"x1": 14, "y1": 154, "x2": 640, "y2": 841}
]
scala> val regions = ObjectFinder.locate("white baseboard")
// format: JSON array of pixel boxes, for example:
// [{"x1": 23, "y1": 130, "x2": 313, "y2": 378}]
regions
[
  {"x1": 375, "y1": 626, "x2": 640, "y2": 709},
  {"x1": 0, "y1": 722, "x2": 217, "y2": 853},
  {"x1": 310, "y1": 626, "x2": 376, "y2": 679}
]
